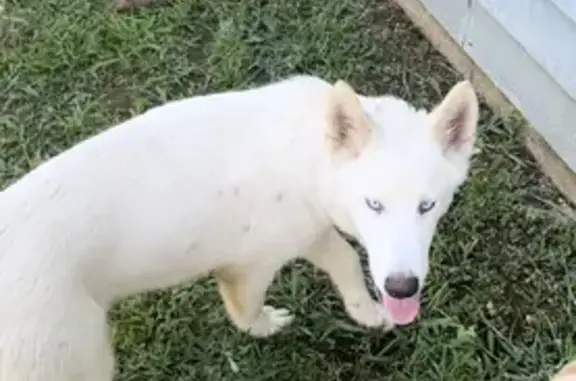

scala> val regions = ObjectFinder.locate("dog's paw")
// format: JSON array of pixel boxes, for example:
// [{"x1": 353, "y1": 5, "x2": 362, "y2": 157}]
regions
[
  {"x1": 345, "y1": 299, "x2": 392, "y2": 329},
  {"x1": 246, "y1": 306, "x2": 294, "y2": 337}
]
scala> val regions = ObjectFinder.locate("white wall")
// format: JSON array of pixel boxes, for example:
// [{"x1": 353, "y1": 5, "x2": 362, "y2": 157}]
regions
[{"x1": 418, "y1": 0, "x2": 576, "y2": 172}]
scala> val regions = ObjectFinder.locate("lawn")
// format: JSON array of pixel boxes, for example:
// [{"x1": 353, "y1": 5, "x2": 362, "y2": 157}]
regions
[{"x1": 1, "y1": 0, "x2": 575, "y2": 380}]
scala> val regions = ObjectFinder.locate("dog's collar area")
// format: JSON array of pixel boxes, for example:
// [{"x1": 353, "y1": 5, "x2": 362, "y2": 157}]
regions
[
  {"x1": 332, "y1": 225, "x2": 382, "y2": 303},
  {"x1": 332, "y1": 224, "x2": 359, "y2": 245}
]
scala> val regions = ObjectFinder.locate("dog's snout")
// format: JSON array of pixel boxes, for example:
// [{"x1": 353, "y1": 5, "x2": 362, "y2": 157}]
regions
[{"x1": 384, "y1": 273, "x2": 419, "y2": 299}]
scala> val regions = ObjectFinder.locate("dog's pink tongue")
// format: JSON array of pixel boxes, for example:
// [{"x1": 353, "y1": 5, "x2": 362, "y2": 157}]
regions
[{"x1": 383, "y1": 296, "x2": 420, "y2": 325}]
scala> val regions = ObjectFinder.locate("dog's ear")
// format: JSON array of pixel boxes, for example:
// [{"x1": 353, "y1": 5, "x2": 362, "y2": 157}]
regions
[
  {"x1": 431, "y1": 80, "x2": 479, "y2": 160},
  {"x1": 325, "y1": 80, "x2": 373, "y2": 159}
]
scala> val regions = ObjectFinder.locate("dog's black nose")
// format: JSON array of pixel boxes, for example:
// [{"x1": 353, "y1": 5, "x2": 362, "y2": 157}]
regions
[{"x1": 384, "y1": 274, "x2": 419, "y2": 299}]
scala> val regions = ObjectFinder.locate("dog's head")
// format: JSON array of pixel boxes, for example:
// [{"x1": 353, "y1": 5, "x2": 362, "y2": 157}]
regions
[{"x1": 320, "y1": 79, "x2": 479, "y2": 326}]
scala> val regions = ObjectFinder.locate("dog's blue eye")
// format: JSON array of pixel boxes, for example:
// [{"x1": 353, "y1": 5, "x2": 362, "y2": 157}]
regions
[
  {"x1": 418, "y1": 200, "x2": 436, "y2": 214},
  {"x1": 365, "y1": 198, "x2": 384, "y2": 213}
]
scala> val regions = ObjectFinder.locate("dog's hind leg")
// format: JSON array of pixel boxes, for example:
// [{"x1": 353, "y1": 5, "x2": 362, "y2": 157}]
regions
[
  {"x1": 214, "y1": 263, "x2": 293, "y2": 337},
  {"x1": 0, "y1": 291, "x2": 114, "y2": 381},
  {"x1": 304, "y1": 229, "x2": 393, "y2": 330}
]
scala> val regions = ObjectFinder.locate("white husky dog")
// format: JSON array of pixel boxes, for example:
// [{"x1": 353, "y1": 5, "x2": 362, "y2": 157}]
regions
[{"x1": 0, "y1": 75, "x2": 478, "y2": 380}]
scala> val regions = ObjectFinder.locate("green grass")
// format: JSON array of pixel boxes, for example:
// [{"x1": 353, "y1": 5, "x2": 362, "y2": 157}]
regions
[{"x1": 1, "y1": 0, "x2": 575, "y2": 380}]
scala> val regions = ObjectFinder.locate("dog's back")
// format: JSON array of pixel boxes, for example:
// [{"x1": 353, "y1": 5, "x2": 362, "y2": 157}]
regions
[{"x1": 0, "y1": 75, "x2": 331, "y2": 295}]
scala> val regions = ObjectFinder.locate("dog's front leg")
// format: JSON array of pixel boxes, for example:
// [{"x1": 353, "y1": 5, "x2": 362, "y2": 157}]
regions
[
  {"x1": 213, "y1": 263, "x2": 293, "y2": 337},
  {"x1": 304, "y1": 229, "x2": 393, "y2": 330}
]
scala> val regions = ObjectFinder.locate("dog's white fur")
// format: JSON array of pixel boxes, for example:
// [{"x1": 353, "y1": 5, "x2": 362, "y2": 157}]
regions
[
  {"x1": 552, "y1": 361, "x2": 576, "y2": 381},
  {"x1": 0, "y1": 75, "x2": 478, "y2": 380}
]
